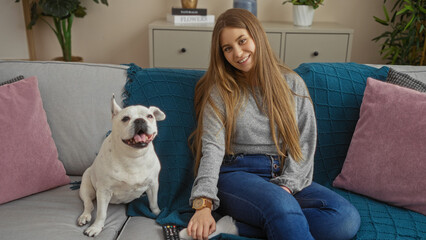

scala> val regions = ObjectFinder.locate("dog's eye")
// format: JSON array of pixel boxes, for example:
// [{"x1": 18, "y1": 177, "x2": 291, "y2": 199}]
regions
[
  {"x1": 147, "y1": 114, "x2": 154, "y2": 119},
  {"x1": 121, "y1": 116, "x2": 130, "y2": 122}
]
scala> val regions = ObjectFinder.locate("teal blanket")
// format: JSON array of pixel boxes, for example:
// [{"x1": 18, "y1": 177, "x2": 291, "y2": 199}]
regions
[
  {"x1": 124, "y1": 64, "x2": 257, "y2": 240},
  {"x1": 124, "y1": 64, "x2": 201, "y2": 226}
]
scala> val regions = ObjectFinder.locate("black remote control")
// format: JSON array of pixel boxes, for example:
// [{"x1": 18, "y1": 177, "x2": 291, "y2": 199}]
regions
[{"x1": 162, "y1": 224, "x2": 180, "y2": 240}]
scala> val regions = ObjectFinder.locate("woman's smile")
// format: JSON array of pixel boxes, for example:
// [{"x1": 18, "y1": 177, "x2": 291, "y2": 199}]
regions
[{"x1": 237, "y1": 55, "x2": 250, "y2": 64}]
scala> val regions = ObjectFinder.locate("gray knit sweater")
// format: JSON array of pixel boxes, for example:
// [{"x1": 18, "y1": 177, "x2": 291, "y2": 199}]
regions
[{"x1": 190, "y1": 73, "x2": 317, "y2": 210}]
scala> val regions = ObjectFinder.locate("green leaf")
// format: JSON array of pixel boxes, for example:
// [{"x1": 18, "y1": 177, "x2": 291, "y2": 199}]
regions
[
  {"x1": 391, "y1": 0, "x2": 402, "y2": 12},
  {"x1": 392, "y1": 50, "x2": 400, "y2": 64},
  {"x1": 396, "y1": 7, "x2": 409, "y2": 16},
  {"x1": 92, "y1": 0, "x2": 108, "y2": 5},
  {"x1": 383, "y1": 48, "x2": 395, "y2": 58},
  {"x1": 372, "y1": 33, "x2": 389, "y2": 41},
  {"x1": 282, "y1": 0, "x2": 322, "y2": 8},
  {"x1": 374, "y1": 16, "x2": 389, "y2": 25},
  {"x1": 40, "y1": 0, "x2": 79, "y2": 18},
  {"x1": 74, "y1": 5, "x2": 87, "y2": 18},
  {"x1": 405, "y1": 4, "x2": 414, "y2": 12},
  {"x1": 383, "y1": 5, "x2": 390, "y2": 22},
  {"x1": 403, "y1": 15, "x2": 415, "y2": 31}
]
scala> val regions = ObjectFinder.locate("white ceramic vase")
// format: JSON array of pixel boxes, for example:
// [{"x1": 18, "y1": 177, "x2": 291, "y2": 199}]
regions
[{"x1": 292, "y1": 5, "x2": 315, "y2": 27}]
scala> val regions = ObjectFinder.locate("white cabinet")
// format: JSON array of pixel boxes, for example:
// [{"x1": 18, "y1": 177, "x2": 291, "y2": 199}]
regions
[
  {"x1": 266, "y1": 32, "x2": 282, "y2": 61},
  {"x1": 152, "y1": 29, "x2": 212, "y2": 69},
  {"x1": 149, "y1": 21, "x2": 353, "y2": 69},
  {"x1": 284, "y1": 33, "x2": 350, "y2": 68}
]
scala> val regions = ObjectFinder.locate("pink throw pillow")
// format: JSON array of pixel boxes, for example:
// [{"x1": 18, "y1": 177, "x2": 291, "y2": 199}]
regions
[
  {"x1": 0, "y1": 76, "x2": 70, "y2": 204},
  {"x1": 333, "y1": 77, "x2": 426, "y2": 215}
]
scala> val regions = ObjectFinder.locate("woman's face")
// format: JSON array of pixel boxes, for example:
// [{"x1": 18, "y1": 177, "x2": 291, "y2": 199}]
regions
[{"x1": 220, "y1": 27, "x2": 256, "y2": 73}]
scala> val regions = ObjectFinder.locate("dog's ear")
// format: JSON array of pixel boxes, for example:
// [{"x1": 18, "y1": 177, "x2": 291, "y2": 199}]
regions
[
  {"x1": 149, "y1": 106, "x2": 166, "y2": 121},
  {"x1": 111, "y1": 94, "x2": 122, "y2": 117}
]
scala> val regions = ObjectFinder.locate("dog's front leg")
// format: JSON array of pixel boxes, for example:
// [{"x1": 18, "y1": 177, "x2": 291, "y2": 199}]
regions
[
  {"x1": 146, "y1": 183, "x2": 161, "y2": 215},
  {"x1": 78, "y1": 171, "x2": 96, "y2": 226},
  {"x1": 84, "y1": 189, "x2": 112, "y2": 237}
]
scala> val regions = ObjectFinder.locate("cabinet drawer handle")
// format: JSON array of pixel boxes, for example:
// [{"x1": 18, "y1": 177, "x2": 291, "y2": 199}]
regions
[
  {"x1": 313, "y1": 51, "x2": 319, "y2": 56},
  {"x1": 180, "y1": 48, "x2": 187, "y2": 53}
]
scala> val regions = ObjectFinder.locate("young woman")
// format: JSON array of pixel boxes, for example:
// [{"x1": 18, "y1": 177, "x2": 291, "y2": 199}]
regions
[{"x1": 182, "y1": 8, "x2": 360, "y2": 240}]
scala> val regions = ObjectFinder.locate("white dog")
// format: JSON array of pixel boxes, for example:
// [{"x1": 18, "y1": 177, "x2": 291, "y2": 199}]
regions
[{"x1": 77, "y1": 95, "x2": 165, "y2": 237}]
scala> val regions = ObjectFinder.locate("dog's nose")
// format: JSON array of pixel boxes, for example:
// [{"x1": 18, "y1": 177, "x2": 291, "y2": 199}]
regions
[
  {"x1": 134, "y1": 118, "x2": 148, "y2": 134},
  {"x1": 134, "y1": 118, "x2": 146, "y2": 125}
]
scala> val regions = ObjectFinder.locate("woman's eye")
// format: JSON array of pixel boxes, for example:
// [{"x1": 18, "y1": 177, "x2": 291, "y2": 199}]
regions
[
  {"x1": 223, "y1": 47, "x2": 231, "y2": 53},
  {"x1": 147, "y1": 114, "x2": 154, "y2": 119},
  {"x1": 121, "y1": 116, "x2": 130, "y2": 122},
  {"x1": 239, "y1": 39, "x2": 247, "y2": 45}
]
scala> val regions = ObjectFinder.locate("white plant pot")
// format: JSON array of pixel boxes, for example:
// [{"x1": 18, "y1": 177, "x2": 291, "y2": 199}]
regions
[{"x1": 293, "y1": 5, "x2": 315, "y2": 27}]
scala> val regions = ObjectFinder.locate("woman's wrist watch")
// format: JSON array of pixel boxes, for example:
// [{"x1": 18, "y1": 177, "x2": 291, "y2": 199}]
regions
[{"x1": 192, "y1": 197, "x2": 213, "y2": 210}]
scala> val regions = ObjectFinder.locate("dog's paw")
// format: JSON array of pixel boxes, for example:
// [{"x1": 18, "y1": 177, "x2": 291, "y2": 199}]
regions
[
  {"x1": 77, "y1": 213, "x2": 92, "y2": 226},
  {"x1": 84, "y1": 225, "x2": 103, "y2": 237},
  {"x1": 152, "y1": 207, "x2": 161, "y2": 216}
]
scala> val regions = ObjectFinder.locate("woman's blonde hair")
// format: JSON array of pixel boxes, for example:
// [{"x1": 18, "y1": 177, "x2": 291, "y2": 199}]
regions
[{"x1": 189, "y1": 8, "x2": 303, "y2": 175}]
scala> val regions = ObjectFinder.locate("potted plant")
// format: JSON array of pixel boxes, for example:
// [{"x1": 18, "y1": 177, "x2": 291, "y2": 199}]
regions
[
  {"x1": 373, "y1": 0, "x2": 425, "y2": 65},
  {"x1": 15, "y1": 0, "x2": 108, "y2": 62},
  {"x1": 282, "y1": 0, "x2": 324, "y2": 27}
]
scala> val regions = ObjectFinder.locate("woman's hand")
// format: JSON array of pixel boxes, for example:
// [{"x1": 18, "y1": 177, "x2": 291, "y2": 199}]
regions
[{"x1": 187, "y1": 207, "x2": 216, "y2": 240}]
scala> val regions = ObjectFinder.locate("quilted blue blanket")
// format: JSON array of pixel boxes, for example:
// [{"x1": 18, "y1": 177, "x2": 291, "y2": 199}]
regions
[{"x1": 123, "y1": 63, "x2": 426, "y2": 240}]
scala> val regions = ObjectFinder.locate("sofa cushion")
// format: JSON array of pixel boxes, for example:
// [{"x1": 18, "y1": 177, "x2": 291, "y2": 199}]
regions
[
  {"x1": 123, "y1": 65, "x2": 204, "y2": 226},
  {"x1": 117, "y1": 216, "x2": 162, "y2": 240},
  {"x1": 0, "y1": 176, "x2": 127, "y2": 240},
  {"x1": 333, "y1": 78, "x2": 426, "y2": 215},
  {"x1": 294, "y1": 62, "x2": 389, "y2": 187},
  {"x1": 0, "y1": 76, "x2": 70, "y2": 204},
  {"x1": 0, "y1": 61, "x2": 129, "y2": 175},
  {"x1": 387, "y1": 67, "x2": 426, "y2": 92},
  {"x1": 0, "y1": 75, "x2": 24, "y2": 86},
  {"x1": 119, "y1": 216, "x2": 255, "y2": 240},
  {"x1": 380, "y1": 65, "x2": 426, "y2": 84}
]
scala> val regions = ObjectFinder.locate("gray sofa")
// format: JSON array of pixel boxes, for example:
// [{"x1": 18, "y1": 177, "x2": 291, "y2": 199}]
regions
[
  {"x1": 0, "y1": 61, "x2": 161, "y2": 240},
  {"x1": 0, "y1": 60, "x2": 425, "y2": 240}
]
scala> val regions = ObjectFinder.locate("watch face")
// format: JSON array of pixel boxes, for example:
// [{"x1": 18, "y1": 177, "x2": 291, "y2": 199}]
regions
[{"x1": 193, "y1": 199, "x2": 203, "y2": 209}]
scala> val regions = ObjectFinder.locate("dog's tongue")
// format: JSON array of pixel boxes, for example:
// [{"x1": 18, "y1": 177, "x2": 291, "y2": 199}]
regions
[{"x1": 134, "y1": 134, "x2": 148, "y2": 143}]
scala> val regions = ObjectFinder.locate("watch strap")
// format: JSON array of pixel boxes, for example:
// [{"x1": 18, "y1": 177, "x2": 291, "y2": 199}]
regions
[{"x1": 193, "y1": 197, "x2": 213, "y2": 210}]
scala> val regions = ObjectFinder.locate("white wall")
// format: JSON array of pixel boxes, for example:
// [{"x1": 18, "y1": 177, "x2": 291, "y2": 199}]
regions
[
  {"x1": 2, "y1": 0, "x2": 391, "y2": 67},
  {"x1": 0, "y1": 1, "x2": 29, "y2": 60}
]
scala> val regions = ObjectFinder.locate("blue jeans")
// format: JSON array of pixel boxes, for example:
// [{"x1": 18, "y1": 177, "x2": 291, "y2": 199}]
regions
[{"x1": 217, "y1": 154, "x2": 360, "y2": 240}]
